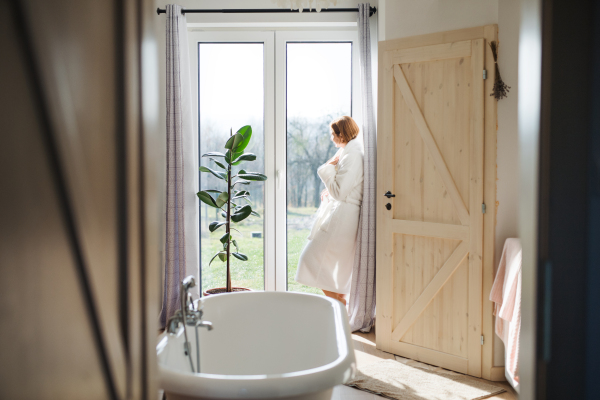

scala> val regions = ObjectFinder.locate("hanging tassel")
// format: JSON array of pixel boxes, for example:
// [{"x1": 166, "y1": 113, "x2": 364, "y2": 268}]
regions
[{"x1": 489, "y1": 41, "x2": 511, "y2": 100}]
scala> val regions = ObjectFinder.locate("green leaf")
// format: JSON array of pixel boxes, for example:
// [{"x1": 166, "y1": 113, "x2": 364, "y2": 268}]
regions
[
  {"x1": 232, "y1": 153, "x2": 256, "y2": 164},
  {"x1": 225, "y1": 133, "x2": 244, "y2": 151},
  {"x1": 204, "y1": 190, "x2": 221, "y2": 194},
  {"x1": 209, "y1": 251, "x2": 227, "y2": 265},
  {"x1": 235, "y1": 125, "x2": 252, "y2": 152},
  {"x1": 232, "y1": 239, "x2": 239, "y2": 252},
  {"x1": 219, "y1": 232, "x2": 230, "y2": 244},
  {"x1": 224, "y1": 135, "x2": 235, "y2": 150},
  {"x1": 232, "y1": 191, "x2": 250, "y2": 200},
  {"x1": 251, "y1": 211, "x2": 260, "y2": 217},
  {"x1": 215, "y1": 192, "x2": 229, "y2": 208},
  {"x1": 237, "y1": 172, "x2": 267, "y2": 181},
  {"x1": 221, "y1": 210, "x2": 227, "y2": 219},
  {"x1": 231, "y1": 152, "x2": 245, "y2": 165},
  {"x1": 225, "y1": 150, "x2": 231, "y2": 164},
  {"x1": 231, "y1": 204, "x2": 252, "y2": 223},
  {"x1": 232, "y1": 252, "x2": 248, "y2": 261},
  {"x1": 209, "y1": 157, "x2": 227, "y2": 170},
  {"x1": 199, "y1": 166, "x2": 226, "y2": 180},
  {"x1": 202, "y1": 152, "x2": 226, "y2": 158},
  {"x1": 197, "y1": 191, "x2": 218, "y2": 208},
  {"x1": 233, "y1": 180, "x2": 250, "y2": 187},
  {"x1": 209, "y1": 221, "x2": 226, "y2": 232}
]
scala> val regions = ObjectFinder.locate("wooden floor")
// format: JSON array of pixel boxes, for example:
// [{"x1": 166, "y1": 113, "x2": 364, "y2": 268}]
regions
[{"x1": 332, "y1": 330, "x2": 518, "y2": 400}]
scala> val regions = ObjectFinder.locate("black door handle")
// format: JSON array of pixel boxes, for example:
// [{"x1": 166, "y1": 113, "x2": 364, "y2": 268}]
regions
[
  {"x1": 384, "y1": 191, "x2": 396, "y2": 198},
  {"x1": 385, "y1": 203, "x2": 392, "y2": 210}
]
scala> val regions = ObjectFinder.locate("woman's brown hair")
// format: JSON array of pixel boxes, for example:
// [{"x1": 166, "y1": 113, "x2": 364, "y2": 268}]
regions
[{"x1": 330, "y1": 116, "x2": 359, "y2": 144}]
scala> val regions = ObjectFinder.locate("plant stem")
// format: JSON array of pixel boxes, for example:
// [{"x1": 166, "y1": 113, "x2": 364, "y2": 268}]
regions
[{"x1": 226, "y1": 129, "x2": 232, "y2": 292}]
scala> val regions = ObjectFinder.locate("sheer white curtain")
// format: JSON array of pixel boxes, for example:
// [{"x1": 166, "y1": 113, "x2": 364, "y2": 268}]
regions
[
  {"x1": 348, "y1": 3, "x2": 377, "y2": 333},
  {"x1": 159, "y1": 4, "x2": 199, "y2": 328}
]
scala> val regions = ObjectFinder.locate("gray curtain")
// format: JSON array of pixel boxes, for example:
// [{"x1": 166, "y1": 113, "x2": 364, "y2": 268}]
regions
[
  {"x1": 348, "y1": 3, "x2": 377, "y2": 333},
  {"x1": 159, "y1": 4, "x2": 199, "y2": 329}
]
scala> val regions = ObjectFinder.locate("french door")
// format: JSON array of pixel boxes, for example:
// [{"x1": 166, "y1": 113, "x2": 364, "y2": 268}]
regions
[{"x1": 189, "y1": 30, "x2": 360, "y2": 293}]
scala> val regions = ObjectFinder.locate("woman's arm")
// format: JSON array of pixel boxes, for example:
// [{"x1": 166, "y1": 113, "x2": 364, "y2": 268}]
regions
[{"x1": 317, "y1": 153, "x2": 362, "y2": 201}]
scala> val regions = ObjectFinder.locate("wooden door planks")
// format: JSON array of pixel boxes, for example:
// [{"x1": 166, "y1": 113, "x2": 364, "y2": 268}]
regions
[
  {"x1": 393, "y1": 64, "x2": 470, "y2": 226},
  {"x1": 391, "y1": 241, "x2": 469, "y2": 342}
]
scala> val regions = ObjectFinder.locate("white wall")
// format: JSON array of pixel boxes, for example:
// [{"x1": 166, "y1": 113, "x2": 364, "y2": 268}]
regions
[
  {"x1": 382, "y1": 0, "x2": 498, "y2": 40},
  {"x1": 380, "y1": 0, "x2": 521, "y2": 369},
  {"x1": 495, "y1": 0, "x2": 521, "y2": 367}
]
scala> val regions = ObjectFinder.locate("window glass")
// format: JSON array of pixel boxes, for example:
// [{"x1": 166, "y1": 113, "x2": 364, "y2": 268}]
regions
[{"x1": 285, "y1": 42, "x2": 352, "y2": 293}]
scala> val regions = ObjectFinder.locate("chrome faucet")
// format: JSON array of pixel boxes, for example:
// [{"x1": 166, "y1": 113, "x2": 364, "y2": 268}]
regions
[{"x1": 165, "y1": 275, "x2": 213, "y2": 373}]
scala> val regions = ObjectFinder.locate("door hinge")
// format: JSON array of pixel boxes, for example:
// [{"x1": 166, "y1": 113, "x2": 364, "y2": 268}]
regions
[
  {"x1": 483, "y1": 69, "x2": 488, "y2": 80},
  {"x1": 482, "y1": 203, "x2": 487, "y2": 214},
  {"x1": 481, "y1": 335, "x2": 485, "y2": 345}
]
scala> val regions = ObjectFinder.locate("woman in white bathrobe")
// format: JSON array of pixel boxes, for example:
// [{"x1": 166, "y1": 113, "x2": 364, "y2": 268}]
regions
[{"x1": 295, "y1": 116, "x2": 364, "y2": 306}]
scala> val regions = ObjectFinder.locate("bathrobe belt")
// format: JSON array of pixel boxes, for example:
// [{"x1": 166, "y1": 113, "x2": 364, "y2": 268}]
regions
[{"x1": 308, "y1": 198, "x2": 361, "y2": 240}]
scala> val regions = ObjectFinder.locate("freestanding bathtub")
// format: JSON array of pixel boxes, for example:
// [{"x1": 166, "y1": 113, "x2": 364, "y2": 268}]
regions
[{"x1": 157, "y1": 292, "x2": 356, "y2": 400}]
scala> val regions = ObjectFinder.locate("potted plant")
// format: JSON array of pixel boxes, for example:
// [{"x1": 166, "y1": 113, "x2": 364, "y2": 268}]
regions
[{"x1": 197, "y1": 125, "x2": 267, "y2": 295}]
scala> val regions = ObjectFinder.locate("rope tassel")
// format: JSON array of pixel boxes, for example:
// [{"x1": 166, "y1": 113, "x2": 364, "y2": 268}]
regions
[{"x1": 489, "y1": 41, "x2": 510, "y2": 100}]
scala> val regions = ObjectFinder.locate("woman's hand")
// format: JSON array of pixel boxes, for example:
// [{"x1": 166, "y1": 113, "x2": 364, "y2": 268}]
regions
[
  {"x1": 328, "y1": 155, "x2": 340, "y2": 166},
  {"x1": 320, "y1": 189, "x2": 330, "y2": 202}
]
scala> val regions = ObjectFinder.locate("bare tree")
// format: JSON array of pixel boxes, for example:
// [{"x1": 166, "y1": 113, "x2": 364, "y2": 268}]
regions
[{"x1": 287, "y1": 115, "x2": 338, "y2": 208}]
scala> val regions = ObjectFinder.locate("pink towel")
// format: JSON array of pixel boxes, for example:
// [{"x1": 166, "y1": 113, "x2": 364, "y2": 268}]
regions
[{"x1": 490, "y1": 238, "x2": 522, "y2": 384}]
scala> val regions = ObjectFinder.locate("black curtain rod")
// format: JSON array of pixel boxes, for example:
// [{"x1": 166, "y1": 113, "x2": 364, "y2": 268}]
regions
[{"x1": 156, "y1": 7, "x2": 377, "y2": 17}]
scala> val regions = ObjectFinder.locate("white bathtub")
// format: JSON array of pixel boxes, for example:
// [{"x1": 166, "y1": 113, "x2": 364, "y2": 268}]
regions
[{"x1": 157, "y1": 292, "x2": 356, "y2": 400}]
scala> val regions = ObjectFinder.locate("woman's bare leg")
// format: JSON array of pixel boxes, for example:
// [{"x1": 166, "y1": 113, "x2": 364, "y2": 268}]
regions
[
  {"x1": 322, "y1": 289, "x2": 338, "y2": 300},
  {"x1": 323, "y1": 290, "x2": 347, "y2": 306}
]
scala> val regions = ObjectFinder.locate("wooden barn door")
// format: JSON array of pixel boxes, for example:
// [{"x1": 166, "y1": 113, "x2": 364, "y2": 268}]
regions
[{"x1": 376, "y1": 39, "x2": 485, "y2": 377}]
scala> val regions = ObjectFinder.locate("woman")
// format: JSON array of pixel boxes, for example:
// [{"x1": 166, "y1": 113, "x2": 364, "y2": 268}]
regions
[{"x1": 295, "y1": 116, "x2": 364, "y2": 306}]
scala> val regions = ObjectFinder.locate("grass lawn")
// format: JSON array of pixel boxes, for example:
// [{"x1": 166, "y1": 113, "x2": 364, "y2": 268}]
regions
[{"x1": 200, "y1": 206, "x2": 323, "y2": 296}]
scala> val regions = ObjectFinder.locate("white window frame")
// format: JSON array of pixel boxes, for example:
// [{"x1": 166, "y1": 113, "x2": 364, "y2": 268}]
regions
[{"x1": 188, "y1": 29, "x2": 359, "y2": 292}]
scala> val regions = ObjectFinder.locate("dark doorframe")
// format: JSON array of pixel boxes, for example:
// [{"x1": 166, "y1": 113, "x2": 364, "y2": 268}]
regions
[{"x1": 533, "y1": 0, "x2": 599, "y2": 398}]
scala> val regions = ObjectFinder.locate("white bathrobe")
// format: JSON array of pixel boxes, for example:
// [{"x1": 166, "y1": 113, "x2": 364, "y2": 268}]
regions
[{"x1": 295, "y1": 138, "x2": 364, "y2": 294}]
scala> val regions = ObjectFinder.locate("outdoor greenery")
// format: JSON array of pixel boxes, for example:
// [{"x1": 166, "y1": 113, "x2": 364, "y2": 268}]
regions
[
  {"x1": 199, "y1": 206, "x2": 321, "y2": 295},
  {"x1": 197, "y1": 125, "x2": 267, "y2": 292}
]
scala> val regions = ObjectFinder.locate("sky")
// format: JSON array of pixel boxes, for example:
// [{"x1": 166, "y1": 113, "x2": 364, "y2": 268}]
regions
[{"x1": 198, "y1": 41, "x2": 352, "y2": 134}]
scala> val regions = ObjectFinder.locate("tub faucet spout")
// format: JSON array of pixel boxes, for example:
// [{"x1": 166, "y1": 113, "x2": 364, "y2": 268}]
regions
[{"x1": 197, "y1": 321, "x2": 213, "y2": 331}]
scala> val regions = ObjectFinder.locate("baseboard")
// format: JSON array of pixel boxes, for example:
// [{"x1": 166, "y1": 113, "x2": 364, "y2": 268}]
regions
[{"x1": 490, "y1": 366, "x2": 507, "y2": 382}]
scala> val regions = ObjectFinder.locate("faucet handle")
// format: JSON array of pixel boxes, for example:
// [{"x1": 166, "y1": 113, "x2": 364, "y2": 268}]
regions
[{"x1": 166, "y1": 310, "x2": 183, "y2": 334}]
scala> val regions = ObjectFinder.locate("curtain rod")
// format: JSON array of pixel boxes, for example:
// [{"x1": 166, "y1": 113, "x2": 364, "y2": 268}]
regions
[{"x1": 156, "y1": 7, "x2": 377, "y2": 17}]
